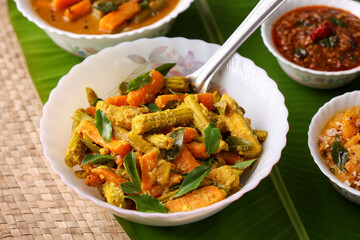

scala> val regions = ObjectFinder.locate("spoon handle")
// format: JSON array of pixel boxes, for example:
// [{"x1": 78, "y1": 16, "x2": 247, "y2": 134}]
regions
[{"x1": 193, "y1": 0, "x2": 287, "y2": 93}]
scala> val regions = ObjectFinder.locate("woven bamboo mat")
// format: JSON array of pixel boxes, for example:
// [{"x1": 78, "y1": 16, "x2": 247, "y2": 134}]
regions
[{"x1": 0, "y1": 1, "x2": 130, "y2": 239}]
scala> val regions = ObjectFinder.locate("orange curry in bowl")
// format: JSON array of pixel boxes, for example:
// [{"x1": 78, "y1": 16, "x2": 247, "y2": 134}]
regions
[
  {"x1": 31, "y1": 0, "x2": 180, "y2": 34},
  {"x1": 318, "y1": 106, "x2": 360, "y2": 191},
  {"x1": 272, "y1": 6, "x2": 360, "y2": 71}
]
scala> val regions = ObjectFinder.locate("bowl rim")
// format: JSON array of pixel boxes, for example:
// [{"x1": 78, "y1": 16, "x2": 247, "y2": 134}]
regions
[
  {"x1": 40, "y1": 36, "x2": 289, "y2": 222},
  {"x1": 260, "y1": 0, "x2": 360, "y2": 76},
  {"x1": 308, "y1": 90, "x2": 360, "y2": 197},
  {"x1": 14, "y1": 0, "x2": 194, "y2": 40}
]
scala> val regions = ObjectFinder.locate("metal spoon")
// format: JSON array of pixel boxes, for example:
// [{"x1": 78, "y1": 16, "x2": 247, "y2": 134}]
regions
[{"x1": 190, "y1": 0, "x2": 287, "y2": 93}]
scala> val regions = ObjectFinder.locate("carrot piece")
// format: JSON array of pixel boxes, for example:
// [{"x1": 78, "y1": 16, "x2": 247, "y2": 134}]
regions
[
  {"x1": 91, "y1": 168, "x2": 127, "y2": 186},
  {"x1": 154, "y1": 94, "x2": 186, "y2": 109},
  {"x1": 127, "y1": 69, "x2": 165, "y2": 107},
  {"x1": 64, "y1": 0, "x2": 92, "y2": 21},
  {"x1": 139, "y1": 151, "x2": 163, "y2": 197},
  {"x1": 165, "y1": 186, "x2": 225, "y2": 212},
  {"x1": 99, "y1": 1, "x2": 141, "y2": 32},
  {"x1": 78, "y1": 120, "x2": 132, "y2": 155},
  {"x1": 86, "y1": 106, "x2": 96, "y2": 116},
  {"x1": 106, "y1": 95, "x2": 129, "y2": 107},
  {"x1": 52, "y1": 0, "x2": 81, "y2": 10},
  {"x1": 217, "y1": 151, "x2": 244, "y2": 165},
  {"x1": 185, "y1": 141, "x2": 209, "y2": 159},
  {"x1": 172, "y1": 145, "x2": 200, "y2": 173},
  {"x1": 183, "y1": 127, "x2": 198, "y2": 143},
  {"x1": 85, "y1": 174, "x2": 105, "y2": 187},
  {"x1": 198, "y1": 93, "x2": 214, "y2": 111}
]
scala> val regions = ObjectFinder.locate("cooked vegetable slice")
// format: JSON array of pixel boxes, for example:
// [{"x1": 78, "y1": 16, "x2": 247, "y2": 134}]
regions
[
  {"x1": 99, "y1": 1, "x2": 141, "y2": 32},
  {"x1": 172, "y1": 145, "x2": 200, "y2": 173},
  {"x1": 127, "y1": 69, "x2": 166, "y2": 106},
  {"x1": 91, "y1": 168, "x2": 127, "y2": 186},
  {"x1": 165, "y1": 186, "x2": 225, "y2": 213},
  {"x1": 64, "y1": 0, "x2": 92, "y2": 22}
]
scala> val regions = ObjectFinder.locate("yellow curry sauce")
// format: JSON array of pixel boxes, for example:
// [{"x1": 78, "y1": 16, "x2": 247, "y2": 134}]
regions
[
  {"x1": 318, "y1": 106, "x2": 360, "y2": 190},
  {"x1": 31, "y1": 0, "x2": 179, "y2": 34}
]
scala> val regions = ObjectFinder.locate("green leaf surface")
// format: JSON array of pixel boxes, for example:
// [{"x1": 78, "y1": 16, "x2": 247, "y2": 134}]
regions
[
  {"x1": 165, "y1": 128, "x2": 185, "y2": 161},
  {"x1": 124, "y1": 151, "x2": 141, "y2": 185},
  {"x1": 142, "y1": 102, "x2": 162, "y2": 112},
  {"x1": 174, "y1": 165, "x2": 211, "y2": 198},
  {"x1": 128, "y1": 71, "x2": 152, "y2": 91},
  {"x1": 232, "y1": 159, "x2": 257, "y2": 170},
  {"x1": 95, "y1": 109, "x2": 113, "y2": 143},
  {"x1": 81, "y1": 154, "x2": 115, "y2": 165},
  {"x1": 155, "y1": 62, "x2": 176, "y2": 76},
  {"x1": 330, "y1": 135, "x2": 349, "y2": 171},
  {"x1": 125, "y1": 194, "x2": 169, "y2": 213},
  {"x1": 204, "y1": 122, "x2": 221, "y2": 155},
  {"x1": 121, "y1": 182, "x2": 142, "y2": 195},
  {"x1": 9, "y1": 0, "x2": 360, "y2": 239}
]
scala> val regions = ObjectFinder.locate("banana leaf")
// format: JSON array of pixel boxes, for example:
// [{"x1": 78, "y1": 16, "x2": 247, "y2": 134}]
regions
[{"x1": 8, "y1": 0, "x2": 360, "y2": 239}]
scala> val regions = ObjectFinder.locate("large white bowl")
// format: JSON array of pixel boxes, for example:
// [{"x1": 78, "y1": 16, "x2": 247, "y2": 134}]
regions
[
  {"x1": 308, "y1": 91, "x2": 360, "y2": 205},
  {"x1": 40, "y1": 37, "x2": 289, "y2": 226},
  {"x1": 261, "y1": 0, "x2": 360, "y2": 89},
  {"x1": 14, "y1": 0, "x2": 193, "y2": 57}
]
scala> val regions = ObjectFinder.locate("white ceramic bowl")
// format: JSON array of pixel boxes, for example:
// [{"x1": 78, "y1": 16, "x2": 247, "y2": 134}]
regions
[
  {"x1": 308, "y1": 91, "x2": 360, "y2": 204},
  {"x1": 261, "y1": 0, "x2": 360, "y2": 89},
  {"x1": 14, "y1": 0, "x2": 193, "y2": 57},
  {"x1": 40, "y1": 37, "x2": 289, "y2": 226}
]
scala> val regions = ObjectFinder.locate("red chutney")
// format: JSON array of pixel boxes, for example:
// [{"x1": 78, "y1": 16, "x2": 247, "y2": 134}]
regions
[
  {"x1": 272, "y1": 6, "x2": 360, "y2": 71},
  {"x1": 318, "y1": 106, "x2": 360, "y2": 190}
]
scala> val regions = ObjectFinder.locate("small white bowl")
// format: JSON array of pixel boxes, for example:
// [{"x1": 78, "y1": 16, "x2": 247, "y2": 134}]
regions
[
  {"x1": 261, "y1": 0, "x2": 360, "y2": 89},
  {"x1": 308, "y1": 91, "x2": 360, "y2": 204},
  {"x1": 40, "y1": 37, "x2": 289, "y2": 226},
  {"x1": 14, "y1": 0, "x2": 193, "y2": 57}
]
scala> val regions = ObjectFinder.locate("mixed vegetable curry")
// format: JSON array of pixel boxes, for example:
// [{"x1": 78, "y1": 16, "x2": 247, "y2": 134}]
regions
[
  {"x1": 31, "y1": 0, "x2": 179, "y2": 34},
  {"x1": 319, "y1": 106, "x2": 360, "y2": 191},
  {"x1": 65, "y1": 63, "x2": 267, "y2": 213}
]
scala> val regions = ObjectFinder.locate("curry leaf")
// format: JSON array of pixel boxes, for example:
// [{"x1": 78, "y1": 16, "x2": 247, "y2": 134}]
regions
[
  {"x1": 93, "y1": 2, "x2": 118, "y2": 12},
  {"x1": 119, "y1": 81, "x2": 129, "y2": 95},
  {"x1": 81, "y1": 139, "x2": 100, "y2": 153},
  {"x1": 128, "y1": 72, "x2": 152, "y2": 91},
  {"x1": 121, "y1": 182, "x2": 142, "y2": 195},
  {"x1": 165, "y1": 128, "x2": 185, "y2": 161},
  {"x1": 225, "y1": 136, "x2": 253, "y2": 152},
  {"x1": 93, "y1": 97, "x2": 103, "y2": 107},
  {"x1": 127, "y1": 63, "x2": 176, "y2": 91},
  {"x1": 331, "y1": 135, "x2": 349, "y2": 172},
  {"x1": 95, "y1": 109, "x2": 112, "y2": 143},
  {"x1": 174, "y1": 165, "x2": 211, "y2": 198},
  {"x1": 142, "y1": 102, "x2": 162, "y2": 112},
  {"x1": 319, "y1": 36, "x2": 337, "y2": 48},
  {"x1": 155, "y1": 63, "x2": 176, "y2": 76},
  {"x1": 328, "y1": 17, "x2": 348, "y2": 28},
  {"x1": 81, "y1": 154, "x2": 115, "y2": 165},
  {"x1": 232, "y1": 159, "x2": 257, "y2": 170},
  {"x1": 124, "y1": 151, "x2": 141, "y2": 185},
  {"x1": 295, "y1": 46, "x2": 307, "y2": 59},
  {"x1": 204, "y1": 123, "x2": 221, "y2": 155},
  {"x1": 125, "y1": 194, "x2": 169, "y2": 213}
]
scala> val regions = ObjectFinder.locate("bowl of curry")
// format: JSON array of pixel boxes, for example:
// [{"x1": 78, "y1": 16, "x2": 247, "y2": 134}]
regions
[
  {"x1": 14, "y1": 0, "x2": 193, "y2": 57},
  {"x1": 261, "y1": 0, "x2": 360, "y2": 89},
  {"x1": 309, "y1": 91, "x2": 360, "y2": 205},
  {"x1": 40, "y1": 37, "x2": 289, "y2": 226}
]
